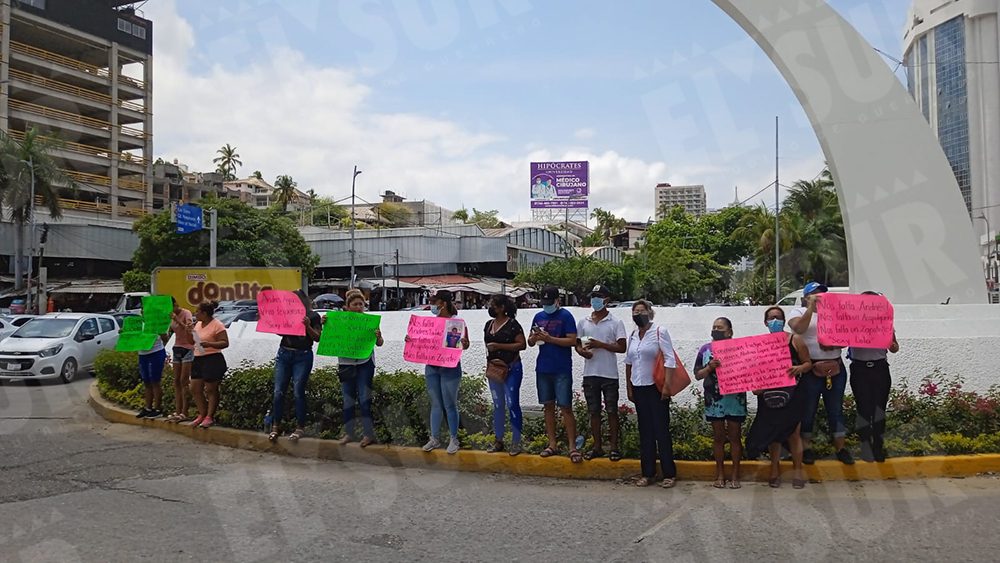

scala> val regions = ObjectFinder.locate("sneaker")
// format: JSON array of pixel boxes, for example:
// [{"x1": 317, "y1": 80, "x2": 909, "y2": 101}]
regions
[
  {"x1": 508, "y1": 442, "x2": 522, "y2": 457},
  {"x1": 874, "y1": 441, "x2": 887, "y2": 463},
  {"x1": 422, "y1": 437, "x2": 441, "y2": 452},
  {"x1": 187, "y1": 416, "x2": 205, "y2": 427},
  {"x1": 146, "y1": 409, "x2": 162, "y2": 419},
  {"x1": 836, "y1": 448, "x2": 855, "y2": 465},
  {"x1": 446, "y1": 437, "x2": 460, "y2": 455},
  {"x1": 802, "y1": 448, "x2": 816, "y2": 465},
  {"x1": 487, "y1": 441, "x2": 504, "y2": 453},
  {"x1": 135, "y1": 408, "x2": 150, "y2": 419},
  {"x1": 199, "y1": 416, "x2": 215, "y2": 428}
]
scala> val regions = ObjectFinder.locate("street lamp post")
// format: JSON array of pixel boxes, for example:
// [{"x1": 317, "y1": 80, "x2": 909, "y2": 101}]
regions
[
  {"x1": 977, "y1": 214, "x2": 994, "y2": 287},
  {"x1": 349, "y1": 165, "x2": 362, "y2": 288}
]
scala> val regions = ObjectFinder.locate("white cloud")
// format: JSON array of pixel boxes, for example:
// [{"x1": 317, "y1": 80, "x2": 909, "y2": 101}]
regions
[{"x1": 146, "y1": 1, "x2": 818, "y2": 226}]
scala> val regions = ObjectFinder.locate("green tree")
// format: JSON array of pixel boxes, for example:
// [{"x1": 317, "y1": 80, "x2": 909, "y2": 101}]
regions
[
  {"x1": 452, "y1": 207, "x2": 502, "y2": 228},
  {"x1": 586, "y1": 208, "x2": 626, "y2": 246},
  {"x1": 252, "y1": 170, "x2": 263, "y2": 180},
  {"x1": 514, "y1": 256, "x2": 629, "y2": 301},
  {"x1": 125, "y1": 195, "x2": 319, "y2": 282},
  {"x1": 0, "y1": 128, "x2": 77, "y2": 291},
  {"x1": 374, "y1": 202, "x2": 411, "y2": 227},
  {"x1": 273, "y1": 174, "x2": 297, "y2": 212},
  {"x1": 452, "y1": 208, "x2": 469, "y2": 223},
  {"x1": 311, "y1": 196, "x2": 348, "y2": 227},
  {"x1": 213, "y1": 144, "x2": 242, "y2": 181}
]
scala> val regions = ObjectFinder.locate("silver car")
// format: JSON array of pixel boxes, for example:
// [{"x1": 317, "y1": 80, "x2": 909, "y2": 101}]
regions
[{"x1": 0, "y1": 313, "x2": 120, "y2": 383}]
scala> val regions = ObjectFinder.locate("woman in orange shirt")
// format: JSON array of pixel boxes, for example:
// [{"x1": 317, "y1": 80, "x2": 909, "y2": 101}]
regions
[{"x1": 187, "y1": 301, "x2": 229, "y2": 428}]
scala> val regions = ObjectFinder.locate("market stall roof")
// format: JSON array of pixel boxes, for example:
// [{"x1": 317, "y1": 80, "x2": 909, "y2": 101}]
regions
[{"x1": 49, "y1": 281, "x2": 124, "y2": 294}]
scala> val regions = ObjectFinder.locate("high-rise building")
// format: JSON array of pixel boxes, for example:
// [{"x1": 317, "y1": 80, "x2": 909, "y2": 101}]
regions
[
  {"x1": 654, "y1": 183, "x2": 707, "y2": 218},
  {"x1": 0, "y1": 0, "x2": 153, "y2": 221},
  {"x1": 903, "y1": 0, "x2": 998, "y2": 283}
]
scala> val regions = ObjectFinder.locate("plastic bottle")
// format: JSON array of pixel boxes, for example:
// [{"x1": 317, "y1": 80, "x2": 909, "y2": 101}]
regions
[{"x1": 575, "y1": 435, "x2": 585, "y2": 450}]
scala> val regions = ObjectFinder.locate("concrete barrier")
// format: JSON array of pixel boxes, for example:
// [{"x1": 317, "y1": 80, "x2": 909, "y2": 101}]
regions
[{"x1": 89, "y1": 382, "x2": 1000, "y2": 483}]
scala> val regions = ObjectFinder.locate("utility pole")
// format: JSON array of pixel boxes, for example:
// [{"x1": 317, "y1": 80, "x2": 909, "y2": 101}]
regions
[
  {"x1": 350, "y1": 165, "x2": 362, "y2": 288},
  {"x1": 774, "y1": 116, "x2": 781, "y2": 304},
  {"x1": 381, "y1": 262, "x2": 387, "y2": 306},
  {"x1": 209, "y1": 208, "x2": 218, "y2": 267},
  {"x1": 37, "y1": 223, "x2": 48, "y2": 314},
  {"x1": 25, "y1": 156, "x2": 35, "y2": 312},
  {"x1": 395, "y1": 249, "x2": 400, "y2": 301}
]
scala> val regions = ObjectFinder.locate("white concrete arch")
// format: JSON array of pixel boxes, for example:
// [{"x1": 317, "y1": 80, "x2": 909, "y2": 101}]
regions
[{"x1": 712, "y1": 0, "x2": 986, "y2": 304}]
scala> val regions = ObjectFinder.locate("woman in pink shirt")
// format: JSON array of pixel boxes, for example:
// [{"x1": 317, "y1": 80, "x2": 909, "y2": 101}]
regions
[
  {"x1": 166, "y1": 297, "x2": 195, "y2": 423},
  {"x1": 188, "y1": 301, "x2": 229, "y2": 428}
]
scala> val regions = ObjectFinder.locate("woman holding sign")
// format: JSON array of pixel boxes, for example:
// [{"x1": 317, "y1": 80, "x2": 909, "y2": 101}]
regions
[
  {"x1": 337, "y1": 289, "x2": 383, "y2": 448},
  {"x1": 850, "y1": 291, "x2": 900, "y2": 463},
  {"x1": 188, "y1": 301, "x2": 229, "y2": 429},
  {"x1": 268, "y1": 290, "x2": 323, "y2": 443},
  {"x1": 694, "y1": 317, "x2": 747, "y2": 489},
  {"x1": 624, "y1": 300, "x2": 677, "y2": 488},
  {"x1": 746, "y1": 306, "x2": 813, "y2": 488},
  {"x1": 417, "y1": 290, "x2": 469, "y2": 454}
]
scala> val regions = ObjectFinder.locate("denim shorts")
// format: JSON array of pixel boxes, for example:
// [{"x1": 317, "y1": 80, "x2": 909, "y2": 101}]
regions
[
  {"x1": 138, "y1": 349, "x2": 167, "y2": 384},
  {"x1": 172, "y1": 346, "x2": 194, "y2": 364},
  {"x1": 537, "y1": 372, "x2": 573, "y2": 408}
]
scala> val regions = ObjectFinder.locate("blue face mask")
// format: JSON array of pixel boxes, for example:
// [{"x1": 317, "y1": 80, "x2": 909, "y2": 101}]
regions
[
  {"x1": 430, "y1": 305, "x2": 440, "y2": 315},
  {"x1": 767, "y1": 319, "x2": 785, "y2": 333},
  {"x1": 591, "y1": 297, "x2": 606, "y2": 311},
  {"x1": 542, "y1": 304, "x2": 558, "y2": 315}
]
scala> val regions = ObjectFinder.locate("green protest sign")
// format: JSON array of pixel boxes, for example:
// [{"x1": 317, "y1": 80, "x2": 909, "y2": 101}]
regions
[
  {"x1": 121, "y1": 316, "x2": 144, "y2": 333},
  {"x1": 116, "y1": 332, "x2": 158, "y2": 352},
  {"x1": 142, "y1": 295, "x2": 172, "y2": 334},
  {"x1": 317, "y1": 311, "x2": 381, "y2": 359}
]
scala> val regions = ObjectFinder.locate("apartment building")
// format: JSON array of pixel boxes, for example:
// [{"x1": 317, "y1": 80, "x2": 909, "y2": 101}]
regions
[
  {"x1": 0, "y1": 0, "x2": 153, "y2": 221},
  {"x1": 654, "y1": 183, "x2": 707, "y2": 218},
  {"x1": 223, "y1": 176, "x2": 311, "y2": 211},
  {"x1": 151, "y1": 159, "x2": 224, "y2": 209}
]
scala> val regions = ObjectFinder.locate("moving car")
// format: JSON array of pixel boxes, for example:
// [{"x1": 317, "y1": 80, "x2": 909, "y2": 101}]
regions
[{"x1": 0, "y1": 313, "x2": 120, "y2": 383}]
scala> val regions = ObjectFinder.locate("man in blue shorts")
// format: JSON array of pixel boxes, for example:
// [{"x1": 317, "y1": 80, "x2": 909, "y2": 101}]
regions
[{"x1": 528, "y1": 286, "x2": 580, "y2": 463}]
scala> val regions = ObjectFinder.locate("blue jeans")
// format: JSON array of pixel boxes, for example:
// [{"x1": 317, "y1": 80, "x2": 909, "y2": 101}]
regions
[
  {"x1": 340, "y1": 359, "x2": 376, "y2": 440},
  {"x1": 800, "y1": 362, "x2": 848, "y2": 440},
  {"x1": 489, "y1": 361, "x2": 524, "y2": 443},
  {"x1": 425, "y1": 364, "x2": 462, "y2": 439},
  {"x1": 272, "y1": 347, "x2": 314, "y2": 429}
]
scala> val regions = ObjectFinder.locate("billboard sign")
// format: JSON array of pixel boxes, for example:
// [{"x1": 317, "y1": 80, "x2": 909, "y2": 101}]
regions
[{"x1": 530, "y1": 161, "x2": 589, "y2": 209}]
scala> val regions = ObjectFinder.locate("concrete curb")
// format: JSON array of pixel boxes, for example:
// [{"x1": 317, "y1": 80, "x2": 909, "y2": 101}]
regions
[{"x1": 89, "y1": 382, "x2": 1000, "y2": 482}]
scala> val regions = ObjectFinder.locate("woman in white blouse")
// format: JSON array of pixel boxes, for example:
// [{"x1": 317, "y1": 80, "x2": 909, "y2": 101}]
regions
[{"x1": 624, "y1": 300, "x2": 677, "y2": 488}]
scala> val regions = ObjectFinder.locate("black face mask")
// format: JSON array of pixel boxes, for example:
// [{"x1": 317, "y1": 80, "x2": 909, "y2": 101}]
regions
[
  {"x1": 711, "y1": 330, "x2": 728, "y2": 341},
  {"x1": 487, "y1": 307, "x2": 497, "y2": 318},
  {"x1": 632, "y1": 314, "x2": 649, "y2": 328}
]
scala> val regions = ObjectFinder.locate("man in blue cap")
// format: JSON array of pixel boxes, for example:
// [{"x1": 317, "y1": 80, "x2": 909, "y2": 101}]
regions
[{"x1": 788, "y1": 282, "x2": 854, "y2": 465}]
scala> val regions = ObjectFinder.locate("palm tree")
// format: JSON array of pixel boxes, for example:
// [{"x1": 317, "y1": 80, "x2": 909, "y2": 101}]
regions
[
  {"x1": 590, "y1": 208, "x2": 626, "y2": 245},
  {"x1": 252, "y1": 170, "x2": 263, "y2": 180},
  {"x1": 212, "y1": 144, "x2": 242, "y2": 181},
  {"x1": 273, "y1": 175, "x2": 297, "y2": 212},
  {"x1": 452, "y1": 208, "x2": 469, "y2": 223},
  {"x1": 0, "y1": 128, "x2": 76, "y2": 291}
]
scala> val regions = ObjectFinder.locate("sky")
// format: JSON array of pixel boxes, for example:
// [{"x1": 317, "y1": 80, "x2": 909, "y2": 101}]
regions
[{"x1": 139, "y1": 0, "x2": 913, "y2": 224}]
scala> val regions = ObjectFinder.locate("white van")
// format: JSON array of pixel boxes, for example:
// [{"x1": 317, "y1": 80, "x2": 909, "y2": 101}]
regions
[{"x1": 776, "y1": 286, "x2": 849, "y2": 307}]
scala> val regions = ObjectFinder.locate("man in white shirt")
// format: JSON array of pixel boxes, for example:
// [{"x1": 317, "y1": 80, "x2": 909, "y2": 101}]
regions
[
  {"x1": 789, "y1": 282, "x2": 854, "y2": 466},
  {"x1": 575, "y1": 285, "x2": 627, "y2": 461}
]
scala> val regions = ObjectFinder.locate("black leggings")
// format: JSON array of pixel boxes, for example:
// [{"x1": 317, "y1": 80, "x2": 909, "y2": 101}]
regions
[
  {"x1": 850, "y1": 360, "x2": 891, "y2": 447},
  {"x1": 633, "y1": 385, "x2": 676, "y2": 479}
]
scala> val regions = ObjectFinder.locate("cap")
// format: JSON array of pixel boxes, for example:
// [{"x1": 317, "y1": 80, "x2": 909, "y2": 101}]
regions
[
  {"x1": 803, "y1": 282, "x2": 828, "y2": 296},
  {"x1": 590, "y1": 284, "x2": 611, "y2": 298},
  {"x1": 539, "y1": 286, "x2": 560, "y2": 304},
  {"x1": 432, "y1": 289, "x2": 454, "y2": 303}
]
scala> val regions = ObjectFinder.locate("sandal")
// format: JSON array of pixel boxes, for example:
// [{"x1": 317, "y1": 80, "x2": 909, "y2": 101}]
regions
[
  {"x1": 268, "y1": 430, "x2": 279, "y2": 443},
  {"x1": 509, "y1": 443, "x2": 522, "y2": 456},
  {"x1": 487, "y1": 441, "x2": 504, "y2": 453},
  {"x1": 728, "y1": 480, "x2": 742, "y2": 490},
  {"x1": 636, "y1": 477, "x2": 651, "y2": 487},
  {"x1": 339, "y1": 435, "x2": 354, "y2": 445},
  {"x1": 792, "y1": 479, "x2": 806, "y2": 489},
  {"x1": 583, "y1": 449, "x2": 604, "y2": 461},
  {"x1": 288, "y1": 428, "x2": 304, "y2": 442},
  {"x1": 713, "y1": 479, "x2": 726, "y2": 489},
  {"x1": 660, "y1": 478, "x2": 676, "y2": 489},
  {"x1": 359, "y1": 436, "x2": 375, "y2": 448},
  {"x1": 769, "y1": 477, "x2": 781, "y2": 488},
  {"x1": 609, "y1": 450, "x2": 622, "y2": 462},
  {"x1": 569, "y1": 450, "x2": 583, "y2": 464},
  {"x1": 539, "y1": 446, "x2": 557, "y2": 458}
]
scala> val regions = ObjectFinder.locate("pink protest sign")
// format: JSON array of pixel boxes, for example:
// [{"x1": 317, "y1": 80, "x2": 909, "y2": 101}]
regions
[
  {"x1": 256, "y1": 289, "x2": 306, "y2": 336},
  {"x1": 817, "y1": 293, "x2": 894, "y2": 349},
  {"x1": 711, "y1": 332, "x2": 795, "y2": 395},
  {"x1": 403, "y1": 315, "x2": 465, "y2": 368}
]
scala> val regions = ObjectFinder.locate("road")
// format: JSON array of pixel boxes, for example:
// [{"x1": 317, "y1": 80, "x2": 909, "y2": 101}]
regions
[{"x1": 1, "y1": 378, "x2": 998, "y2": 562}]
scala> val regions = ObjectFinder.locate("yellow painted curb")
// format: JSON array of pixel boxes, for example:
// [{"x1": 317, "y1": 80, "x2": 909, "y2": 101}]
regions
[{"x1": 88, "y1": 382, "x2": 1000, "y2": 482}]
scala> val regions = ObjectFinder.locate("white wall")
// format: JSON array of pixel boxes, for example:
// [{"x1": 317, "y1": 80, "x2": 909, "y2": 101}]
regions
[{"x1": 215, "y1": 305, "x2": 1000, "y2": 406}]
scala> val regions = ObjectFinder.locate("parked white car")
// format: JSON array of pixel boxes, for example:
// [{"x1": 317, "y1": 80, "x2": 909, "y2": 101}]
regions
[
  {"x1": 0, "y1": 313, "x2": 120, "y2": 383},
  {"x1": 0, "y1": 317, "x2": 17, "y2": 343}
]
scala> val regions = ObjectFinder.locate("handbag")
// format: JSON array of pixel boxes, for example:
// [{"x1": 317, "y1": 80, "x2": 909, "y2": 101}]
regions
[
  {"x1": 813, "y1": 359, "x2": 841, "y2": 378},
  {"x1": 762, "y1": 335, "x2": 799, "y2": 408},
  {"x1": 484, "y1": 358, "x2": 509, "y2": 384},
  {"x1": 651, "y1": 327, "x2": 692, "y2": 397}
]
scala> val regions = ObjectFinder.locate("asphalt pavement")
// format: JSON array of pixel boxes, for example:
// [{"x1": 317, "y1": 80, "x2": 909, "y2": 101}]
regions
[{"x1": 1, "y1": 377, "x2": 998, "y2": 562}]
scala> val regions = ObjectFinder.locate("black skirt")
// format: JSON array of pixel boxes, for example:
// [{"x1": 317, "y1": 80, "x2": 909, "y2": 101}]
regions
[{"x1": 745, "y1": 377, "x2": 807, "y2": 459}]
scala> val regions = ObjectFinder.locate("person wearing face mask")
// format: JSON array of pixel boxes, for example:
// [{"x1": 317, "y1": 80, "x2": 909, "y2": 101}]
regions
[
  {"x1": 415, "y1": 290, "x2": 470, "y2": 454},
  {"x1": 694, "y1": 317, "x2": 746, "y2": 488},
  {"x1": 624, "y1": 300, "x2": 677, "y2": 488},
  {"x1": 482, "y1": 294, "x2": 527, "y2": 455},
  {"x1": 849, "y1": 291, "x2": 900, "y2": 463},
  {"x1": 789, "y1": 282, "x2": 854, "y2": 466},
  {"x1": 574, "y1": 285, "x2": 627, "y2": 462},
  {"x1": 528, "y1": 286, "x2": 580, "y2": 463},
  {"x1": 746, "y1": 306, "x2": 812, "y2": 488}
]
